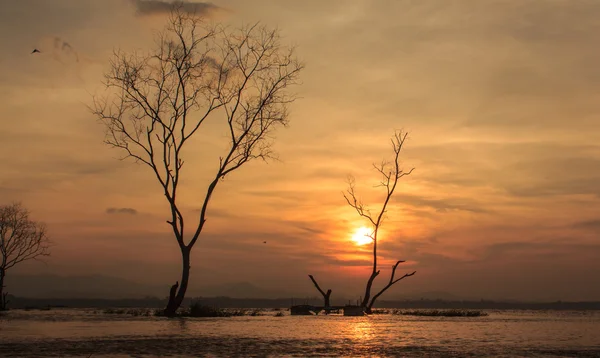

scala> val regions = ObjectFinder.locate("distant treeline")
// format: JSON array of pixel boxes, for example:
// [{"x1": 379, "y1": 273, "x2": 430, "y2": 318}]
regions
[{"x1": 6, "y1": 295, "x2": 600, "y2": 310}]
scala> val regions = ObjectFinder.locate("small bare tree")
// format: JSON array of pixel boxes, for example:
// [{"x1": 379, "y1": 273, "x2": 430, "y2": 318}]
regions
[
  {"x1": 344, "y1": 130, "x2": 416, "y2": 313},
  {"x1": 91, "y1": 7, "x2": 302, "y2": 316},
  {"x1": 0, "y1": 203, "x2": 51, "y2": 310},
  {"x1": 308, "y1": 274, "x2": 332, "y2": 308}
]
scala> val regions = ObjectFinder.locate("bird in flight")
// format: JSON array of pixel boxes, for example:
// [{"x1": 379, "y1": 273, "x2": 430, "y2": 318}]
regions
[{"x1": 31, "y1": 49, "x2": 41, "y2": 54}]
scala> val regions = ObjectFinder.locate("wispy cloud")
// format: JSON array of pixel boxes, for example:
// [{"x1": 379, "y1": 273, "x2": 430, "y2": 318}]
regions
[
  {"x1": 106, "y1": 207, "x2": 138, "y2": 215},
  {"x1": 131, "y1": 0, "x2": 219, "y2": 16},
  {"x1": 572, "y1": 219, "x2": 600, "y2": 232},
  {"x1": 395, "y1": 193, "x2": 489, "y2": 214}
]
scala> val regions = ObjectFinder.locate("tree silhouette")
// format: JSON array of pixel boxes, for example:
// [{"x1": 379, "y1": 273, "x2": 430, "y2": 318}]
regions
[
  {"x1": 91, "y1": 6, "x2": 303, "y2": 316},
  {"x1": 308, "y1": 274, "x2": 332, "y2": 308},
  {"x1": 344, "y1": 131, "x2": 416, "y2": 313},
  {"x1": 0, "y1": 203, "x2": 50, "y2": 310}
]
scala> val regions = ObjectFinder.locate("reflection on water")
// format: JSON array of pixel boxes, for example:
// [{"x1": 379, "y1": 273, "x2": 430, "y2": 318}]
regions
[
  {"x1": 1, "y1": 309, "x2": 600, "y2": 357},
  {"x1": 172, "y1": 317, "x2": 189, "y2": 332},
  {"x1": 350, "y1": 318, "x2": 375, "y2": 341},
  {"x1": 351, "y1": 317, "x2": 379, "y2": 354}
]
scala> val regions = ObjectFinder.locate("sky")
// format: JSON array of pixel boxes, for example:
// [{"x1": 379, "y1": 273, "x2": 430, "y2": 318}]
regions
[{"x1": 1, "y1": 0, "x2": 599, "y2": 301}]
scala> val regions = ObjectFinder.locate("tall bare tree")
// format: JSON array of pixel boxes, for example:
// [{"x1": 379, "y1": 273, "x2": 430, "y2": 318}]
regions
[
  {"x1": 91, "y1": 8, "x2": 303, "y2": 316},
  {"x1": 0, "y1": 203, "x2": 50, "y2": 310},
  {"x1": 344, "y1": 131, "x2": 416, "y2": 313}
]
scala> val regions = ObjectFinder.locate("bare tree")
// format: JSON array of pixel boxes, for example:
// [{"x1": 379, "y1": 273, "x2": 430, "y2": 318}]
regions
[
  {"x1": 343, "y1": 130, "x2": 416, "y2": 313},
  {"x1": 0, "y1": 203, "x2": 51, "y2": 310},
  {"x1": 90, "y1": 7, "x2": 303, "y2": 316}
]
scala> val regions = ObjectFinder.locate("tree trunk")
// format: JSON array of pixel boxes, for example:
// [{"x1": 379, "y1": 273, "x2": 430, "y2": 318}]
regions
[
  {"x1": 361, "y1": 238, "x2": 379, "y2": 310},
  {"x1": 361, "y1": 272, "x2": 377, "y2": 313},
  {"x1": 164, "y1": 247, "x2": 190, "y2": 317},
  {"x1": 0, "y1": 269, "x2": 6, "y2": 311},
  {"x1": 323, "y1": 289, "x2": 332, "y2": 308},
  {"x1": 366, "y1": 300, "x2": 375, "y2": 314}
]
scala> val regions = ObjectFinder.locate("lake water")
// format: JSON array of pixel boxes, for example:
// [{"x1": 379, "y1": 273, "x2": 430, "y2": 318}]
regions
[{"x1": 1, "y1": 309, "x2": 599, "y2": 357}]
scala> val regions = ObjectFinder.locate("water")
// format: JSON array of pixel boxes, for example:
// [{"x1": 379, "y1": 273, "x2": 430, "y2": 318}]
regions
[{"x1": 1, "y1": 309, "x2": 599, "y2": 357}]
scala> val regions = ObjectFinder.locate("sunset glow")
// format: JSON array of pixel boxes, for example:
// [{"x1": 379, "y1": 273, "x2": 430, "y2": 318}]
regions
[
  {"x1": 0, "y1": 0, "x2": 599, "y2": 304},
  {"x1": 2, "y1": 1, "x2": 600, "y2": 356},
  {"x1": 351, "y1": 227, "x2": 373, "y2": 246}
]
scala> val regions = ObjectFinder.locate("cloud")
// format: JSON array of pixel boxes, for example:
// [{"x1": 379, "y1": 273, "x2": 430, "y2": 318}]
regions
[
  {"x1": 0, "y1": 151, "x2": 123, "y2": 195},
  {"x1": 242, "y1": 189, "x2": 306, "y2": 202},
  {"x1": 325, "y1": 257, "x2": 372, "y2": 267},
  {"x1": 293, "y1": 223, "x2": 326, "y2": 235},
  {"x1": 106, "y1": 207, "x2": 138, "y2": 215},
  {"x1": 395, "y1": 193, "x2": 489, "y2": 214},
  {"x1": 501, "y1": 156, "x2": 600, "y2": 198},
  {"x1": 458, "y1": 237, "x2": 600, "y2": 266},
  {"x1": 131, "y1": 0, "x2": 219, "y2": 16},
  {"x1": 572, "y1": 219, "x2": 600, "y2": 232},
  {"x1": 407, "y1": 142, "x2": 600, "y2": 200}
]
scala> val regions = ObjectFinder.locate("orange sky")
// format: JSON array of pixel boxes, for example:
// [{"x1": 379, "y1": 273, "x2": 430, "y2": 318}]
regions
[{"x1": 1, "y1": 0, "x2": 599, "y2": 301}]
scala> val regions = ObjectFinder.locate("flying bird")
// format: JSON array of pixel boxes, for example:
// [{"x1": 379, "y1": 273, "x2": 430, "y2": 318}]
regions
[{"x1": 31, "y1": 49, "x2": 41, "y2": 54}]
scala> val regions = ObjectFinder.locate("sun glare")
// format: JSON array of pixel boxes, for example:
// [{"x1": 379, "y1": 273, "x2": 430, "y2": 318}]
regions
[{"x1": 351, "y1": 227, "x2": 373, "y2": 246}]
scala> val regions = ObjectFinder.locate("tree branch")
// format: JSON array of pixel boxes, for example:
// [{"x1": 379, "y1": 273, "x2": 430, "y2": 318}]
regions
[
  {"x1": 308, "y1": 274, "x2": 328, "y2": 298},
  {"x1": 369, "y1": 260, "x2": 416, "y2": 308}
]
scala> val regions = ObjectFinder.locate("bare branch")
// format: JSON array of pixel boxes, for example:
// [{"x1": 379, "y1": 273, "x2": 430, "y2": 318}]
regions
[
  {"x1": 308, "y1": 274, "x2": 327, "y2": 297},
  {"x1": 369, "y1": 261, "x2": 416, "y2": 308},
  {"x1": 343, "y1": 176, "x2": 376, "y2": 227}
]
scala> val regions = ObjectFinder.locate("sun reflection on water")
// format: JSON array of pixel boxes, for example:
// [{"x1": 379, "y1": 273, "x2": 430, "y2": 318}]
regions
[
  {"x1": 350, "y1": 318, "x2": 375, "y2": 341},
  {"x1": 345, "y1": 317, "x2": 378, "y2": 355}
]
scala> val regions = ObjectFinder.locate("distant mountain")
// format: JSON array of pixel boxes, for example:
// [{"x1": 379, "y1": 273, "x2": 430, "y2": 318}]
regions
[
  {"x1": 4, "y1": 274, "x2": 163, "y2": 299},
  {"x1": 195, "y1": 281, "x2": 293, "y2": 299},
  {"x1": 4, "y1": 274, "x2": 294, "y2": 299}
]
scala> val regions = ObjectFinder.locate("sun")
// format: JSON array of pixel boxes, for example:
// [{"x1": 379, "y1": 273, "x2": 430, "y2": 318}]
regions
[{"x1": 351, "y1": 226, "x2": 373, "y2": 246}]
